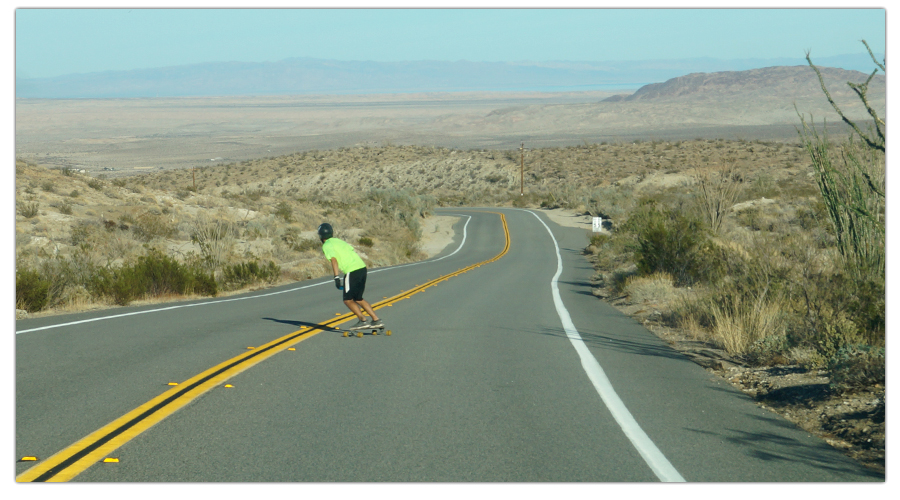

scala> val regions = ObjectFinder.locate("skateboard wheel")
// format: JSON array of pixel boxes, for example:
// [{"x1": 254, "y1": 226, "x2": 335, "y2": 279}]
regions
[
  {"x1": 342, "y1": 332, "x2": 349, "y2": 337},
  {"x1": 372, "y1": 329, "x2": 378, "y2": 335},
  {"x1": 386, "y1": 330, "x2": 392, "y2": 336},
  {"x1": 356, "y1": 332, "x2": 363, "y2": 338}
]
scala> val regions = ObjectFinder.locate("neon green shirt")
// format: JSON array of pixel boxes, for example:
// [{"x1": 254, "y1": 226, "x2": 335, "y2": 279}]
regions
[{"x1": 322, "y1": 238, "x2": 366, "y2": 274}]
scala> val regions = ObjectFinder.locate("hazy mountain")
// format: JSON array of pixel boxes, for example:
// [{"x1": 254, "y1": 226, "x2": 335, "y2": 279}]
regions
[
  {"x1": 15, "y1": 52, "x2": 883, "y2": 99},
  {"x1": 622, "y1": 65, "x2": 886, "y2": 101}
]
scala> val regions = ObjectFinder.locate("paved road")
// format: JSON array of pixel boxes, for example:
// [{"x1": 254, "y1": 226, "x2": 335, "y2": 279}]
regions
[{"x1": 15, "y1": 208, "x2": 881, "y2": 482}]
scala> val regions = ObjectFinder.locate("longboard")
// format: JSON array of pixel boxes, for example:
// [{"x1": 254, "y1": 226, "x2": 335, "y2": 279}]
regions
[{"x1": 340, "y1": 325, "x2": 392, "y2": 338}]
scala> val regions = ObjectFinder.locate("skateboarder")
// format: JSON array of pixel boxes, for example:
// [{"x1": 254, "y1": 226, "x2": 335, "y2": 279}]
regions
[{"x1": 318, "y1": 223, "x2": 383, "y2": 330}]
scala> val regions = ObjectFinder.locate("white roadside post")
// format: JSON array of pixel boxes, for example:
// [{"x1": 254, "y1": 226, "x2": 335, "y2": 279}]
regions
[{"x1": 592, "y1": 216, "x2": 603, "y2": 233}]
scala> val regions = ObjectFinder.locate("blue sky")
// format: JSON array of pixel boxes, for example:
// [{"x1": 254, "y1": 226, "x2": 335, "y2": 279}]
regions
[{"x1": 14, "y1": 4, "x2": 887, "y2": 79}]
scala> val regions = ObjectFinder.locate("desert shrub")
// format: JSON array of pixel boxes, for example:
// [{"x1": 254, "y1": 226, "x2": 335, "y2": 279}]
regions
[
  {"x1": 587, "y1": 233, "x2": 610, "y2": 250},
  {"x1": 190, "y1": 215, "x2": 236, "y2": 270},
  {"x1": 694, "y1": 163, "x2": 744, "y2": 233},
  {"x1": 244, "y1": 188, "x2": 268, "y2": 201},
  {"x1": 131, "y1": 212, "x2": 176, "y2": 242},
  {"x1": 708, "y1": 291, "x2": 786, "y2": 356},
  {"x1": 70, "y1": 222, "x2": 98, "y2": 247},
  {"x1": 274, "y1": 200, "x2": 293, "y2": 222},
  {"x1": 58, "y1": 201, "x2": 73, "y2": 215},
  {"x1": 281, "y1": 228, "x2": 320, "y2": 253},
  {"x1": 792, "y1": 200, "x2": 829, "y2": 231},
  {"x1": 622, "y1": 204, "x2": 718, "y2": 286},
  {"x1": 17, "y1": 201, "x2": 40, "y2": 218},
  {"x1": 623, "y1": 272, "x2": 681, "y2": 305},
  {"x1": 33, "y1": 252, "x2": 102, "y2": 310},
  {"x1": 87, "y1": 178, "x2": 104, "y2": 190},
  {"x1": 745, "y1": 174, "x2": 779, "y2": 199},
  {"x1": 358, "y1": 236, "x2": 374, "y2": 247},
  {"x1": 221, "y1": 260, "x2": 280, "y2": 290},
  {"x1": 798, "y1": 43, "x2": 885, "y2": 360},
  {"x1": 16, "y1": 267, "x2": 50, "y2": 312},
  {"x1": 800, "y1": 130, "x2": 885, "y2": 280},
  {"x1": 790, "y1": 260, "x2": 884, "y2": 357},
  {"x1": 745, "y1": 334, "x2": 791, "y2": 366},
  {"x1": 366, "y1": 188, "x2": 435, "y2": 222},
  {"x1": 827, "y1": 345, "x2": 885, "y2": 391},
  {"x1": 89, "y1": 250, "x2": 217, "y2": 305}
]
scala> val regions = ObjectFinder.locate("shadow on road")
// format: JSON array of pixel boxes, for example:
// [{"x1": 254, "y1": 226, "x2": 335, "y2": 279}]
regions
[
  {"x1": 527, "y1": 324, "x2": 689, "y2": 362},
  {"x1": 261, "y1": 317, "x2": 339, "y2": 332},
  {"x1": 685, "y1": 418, "x2": 884, "y2": 480}
]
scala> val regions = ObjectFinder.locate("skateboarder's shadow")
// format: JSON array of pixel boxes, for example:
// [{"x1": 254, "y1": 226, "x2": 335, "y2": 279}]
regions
[{"x1": 262, "y1": 317, "x2": 336, "y2": 332}]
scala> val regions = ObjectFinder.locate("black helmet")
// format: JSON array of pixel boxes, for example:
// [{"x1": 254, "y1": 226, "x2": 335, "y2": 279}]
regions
[{"x1": 317, "y1": 223, "x2": 334, "y2": 240}]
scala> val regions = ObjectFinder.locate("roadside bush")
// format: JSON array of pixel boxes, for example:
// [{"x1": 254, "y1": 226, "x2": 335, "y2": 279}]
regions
[
  {"x1": 16, "y1": 267, "x2": 50, "y2": 312},
  {"x1": 221, "y1": 260, "x2": 280, "y2": 290},
  {"x1": 708, "y1": 291, "x2": 786, "y2": 356},
  {"x1": 623, "y1": 204, "x2": 718, "y2": 286},
  {"x1": 190, "y1": 215, "x2": 235, "y2": 270},
  {"x1": 89, "y1": 250, "x2": 217, "y2": 305},
  {"x1": 827, "y1": 345, "x2": 885, "y2": 391}
]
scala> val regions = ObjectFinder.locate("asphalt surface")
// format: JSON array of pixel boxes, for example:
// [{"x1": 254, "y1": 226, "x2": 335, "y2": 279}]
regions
[{"x1": 15, "y1": 208, "x2": 882, "y2": 482}]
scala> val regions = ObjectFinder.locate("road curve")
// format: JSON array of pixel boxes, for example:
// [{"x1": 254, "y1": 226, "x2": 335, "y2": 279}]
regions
[{"x1": 15, "y1": 208, "x2": 880, "y2": 482}]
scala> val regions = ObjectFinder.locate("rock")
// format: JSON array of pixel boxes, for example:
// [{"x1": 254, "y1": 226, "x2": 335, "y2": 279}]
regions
[{"x1": 16, "y1": 309, "x2": 28, "y2": 319}]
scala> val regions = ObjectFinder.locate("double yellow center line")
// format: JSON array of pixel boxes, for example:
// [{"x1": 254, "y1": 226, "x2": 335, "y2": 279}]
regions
[{"x1": 17, "y1": 212, "x2": 509, "y2": 482}]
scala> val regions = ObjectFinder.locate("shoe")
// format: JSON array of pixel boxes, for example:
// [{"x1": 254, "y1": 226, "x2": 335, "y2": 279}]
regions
[
  {"x1": 348, "y1": 318, "x2": 371, "y2": 330},
  {"x1": 369, "y1": 318, "x2": 384, "y2": 328}
]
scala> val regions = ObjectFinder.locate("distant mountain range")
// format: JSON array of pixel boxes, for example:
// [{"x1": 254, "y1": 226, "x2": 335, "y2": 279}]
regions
[
  {"x1": 14, "y1": 52, "x2": 884, "y2": 99},
  {"x1": 616, "y1": 65, "x2": 886, "y2": 102}
]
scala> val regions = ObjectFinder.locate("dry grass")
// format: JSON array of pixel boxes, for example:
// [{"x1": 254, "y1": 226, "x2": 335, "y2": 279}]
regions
[
  {"x1": 708, "y1": 292, "x2": 785, "y2": 355},
  {"x1": 622, "y1": 272, "x2": 683, "y2": 307}
]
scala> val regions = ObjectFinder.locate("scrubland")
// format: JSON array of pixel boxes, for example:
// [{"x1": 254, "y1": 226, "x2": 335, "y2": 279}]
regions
[{"x1": 15, "y1": 131, "x2": 884, "y2": 471}]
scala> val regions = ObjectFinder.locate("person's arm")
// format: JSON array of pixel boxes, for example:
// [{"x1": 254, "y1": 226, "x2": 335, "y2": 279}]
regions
[
  {"x1": 330, "y1": 257, "x2": 340, "y2": 276},
  {"x1": 330, "y1": 257, "x2": 343, "y2": 289}
]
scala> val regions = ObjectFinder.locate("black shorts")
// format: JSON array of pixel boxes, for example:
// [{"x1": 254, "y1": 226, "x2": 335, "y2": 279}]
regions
[{"x1": 343, "y1": 267, "x2": 368, "y2": 301}]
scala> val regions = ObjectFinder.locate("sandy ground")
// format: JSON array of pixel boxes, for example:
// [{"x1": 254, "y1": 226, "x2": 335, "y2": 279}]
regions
[
  {"x1": 418, "y1": 215, "x2": 460, "y2": 258},
  {"x1": 540, "y1": 208, "x2": 596, "y2": 231}
]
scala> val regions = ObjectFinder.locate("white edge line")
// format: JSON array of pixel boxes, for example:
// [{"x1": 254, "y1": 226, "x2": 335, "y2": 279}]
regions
[
  {"x1": 525, "y1": 209, "x2": 686, "y2": 483},
  {"x1": 15, "y1": 215, "x2": 472, "y2": 335}
]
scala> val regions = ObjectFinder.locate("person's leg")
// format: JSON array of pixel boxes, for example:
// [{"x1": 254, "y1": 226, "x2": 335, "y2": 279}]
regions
[
  {"x1": 355, "y1": 299, "x2": 379, "y2": 322},
  {"x1": 343, "y1": 299, "x2": 366, "y2": 321}
]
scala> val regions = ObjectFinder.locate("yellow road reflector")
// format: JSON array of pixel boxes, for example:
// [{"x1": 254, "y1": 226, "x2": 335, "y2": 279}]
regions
[
  {"x1": 288, "y1": 348, "x2": 296, "y2": 351},
  {"x1": 20, "y1": 457, "x2": 38, "y2": 462},
  {"x1": 335, "y1": 313, "x2": 341, "y2": 316},
  {"x1": 102, "y1": 458, "x2": 119, "y2": 463},
  {"x1": 224, "y1": 384, "x2": 234, "y2": 388},
  {"x1": 167, "y1": 382, "x2": 178, "y2": 386},
  {"x1": 246, "y1": 347, "x2": 255, "y2": 350}
]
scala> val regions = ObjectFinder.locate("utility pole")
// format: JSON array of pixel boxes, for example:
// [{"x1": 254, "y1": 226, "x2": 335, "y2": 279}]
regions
[{"x1": 520, "y1": 142, "x2": 525, "y2": 196}]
